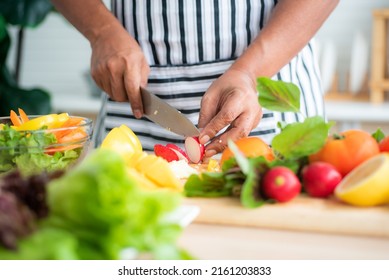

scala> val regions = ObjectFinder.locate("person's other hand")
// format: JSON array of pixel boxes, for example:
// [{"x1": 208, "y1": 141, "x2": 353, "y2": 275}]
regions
[
  {"x1": 90, "y1": 25, "x2": 150, "y2": 118},
  {"x1": 198, "y1": 69, "x2": 262, "y2": 158}
]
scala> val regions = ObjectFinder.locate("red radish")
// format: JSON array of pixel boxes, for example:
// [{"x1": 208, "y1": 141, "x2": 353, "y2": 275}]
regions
[
  {"x1": 302, "y1": 162, "x2": 342, "y2": 198},
  {"x1": 262, "y1": 166, "x2": 301, "y2": 203},
  {"x1": 154, "y1": 144, "x2": 179, "y2": 162},
  {"x1": 166, "y1": 143, "x2": 190, "y2": 162},
  {"x1": 184, "y1": 136, "x2": 205, "y2": 164}
]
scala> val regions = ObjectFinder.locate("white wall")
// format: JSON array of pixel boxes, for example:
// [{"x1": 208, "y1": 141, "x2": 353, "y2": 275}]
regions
[
  {"x1": 6, "y1": 0, "x2": 389, "y2": 101},
  {"x1": 316, "y1": 0, "x2": 389, "y2": 92}
]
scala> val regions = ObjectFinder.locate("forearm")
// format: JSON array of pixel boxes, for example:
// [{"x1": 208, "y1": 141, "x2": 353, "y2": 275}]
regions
[
  {"x1": 232, "y1": 0, "x2": 339, "y2": 79},
  {"x1": 51, "y1": 0, "x2": 123, "y2": 45}
]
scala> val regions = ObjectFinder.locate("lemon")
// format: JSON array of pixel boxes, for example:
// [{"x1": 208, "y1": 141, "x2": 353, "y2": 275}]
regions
[{"x1": 335, "y1": 153, "x2": 389, "y2": 206}]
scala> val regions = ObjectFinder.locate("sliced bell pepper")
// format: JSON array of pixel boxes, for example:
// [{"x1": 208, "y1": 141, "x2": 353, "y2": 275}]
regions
[
  {"x1": 15, "y1": 113, "x2": 70, "y2": 131},
  {"x1": 10, "y1": 110, "x2": 22, "y2": 126},
  {"x1": 18, "y1": 108, "x2": 30, "y2": 123},
  {"x1": 52, "y1": 117, "x2": 84, "y2": 140},
  {"x1": 46, "y1": 127, "x2": 89, "y2": 154},
  {"x1": 101, "y1": 124, "x2": 143, "y2": 165}
]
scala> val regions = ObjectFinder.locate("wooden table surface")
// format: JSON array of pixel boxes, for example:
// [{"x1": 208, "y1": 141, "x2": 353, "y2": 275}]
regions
[
  {"x1": 178, "y1": 223, "x2": 389, "y2": 260},
  {"x1": 178, "y1": 197, "x2": 389, "y2": 260}
]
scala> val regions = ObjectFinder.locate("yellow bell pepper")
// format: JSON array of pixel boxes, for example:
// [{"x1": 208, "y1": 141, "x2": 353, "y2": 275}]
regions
[
  {"x1": 101, "y1": 124, "x2": 143, "y2": 165},
  {"x1": 15, "y1": 113, "x2": 70, "y2": 131},
  {"x1": 0, "y1": 123, "x2": 4, "y2": 130}
]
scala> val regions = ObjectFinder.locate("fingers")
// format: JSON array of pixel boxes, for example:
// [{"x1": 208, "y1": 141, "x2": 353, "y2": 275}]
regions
[
  {"x1": 199, "y1": 92, "x2": 243, "y2": 145},
  {"x1": 205, "y1": 109, "x2": 262, "y2": 157},
  {"x1": 198, "y1": 86, "x2": 219, "y2": 132},
  {"x1": 123, "y1": 66, "x2": 143, "y2": 119},
  {"x1": 108, "y1": 60, "x2": 128, "y2": 102},
  {"x1": 199, "y1": 87, "x2": 262, "y2": 158}
]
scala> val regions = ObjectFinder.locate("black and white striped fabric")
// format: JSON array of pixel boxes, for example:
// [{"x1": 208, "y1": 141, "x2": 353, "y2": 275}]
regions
[{"x1": 95, "y1": 0, "x2": 325, "y2": 151}]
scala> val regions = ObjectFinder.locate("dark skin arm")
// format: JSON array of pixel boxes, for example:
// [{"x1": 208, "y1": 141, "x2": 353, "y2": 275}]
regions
[
  {"x1": 51, "y1": 0, "x2": 149, "y2": 119},
  {"x1": 51, "y1": 0, "x2": 338, "y2": 158},
  {"x1": 198, "y1": 0, "x2": 339, "y2": 158}
]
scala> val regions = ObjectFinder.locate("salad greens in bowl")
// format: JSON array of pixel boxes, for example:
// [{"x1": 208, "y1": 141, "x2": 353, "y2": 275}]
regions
[{"x1": 0, "y1": 109, "x2": 93, "y2": 175}]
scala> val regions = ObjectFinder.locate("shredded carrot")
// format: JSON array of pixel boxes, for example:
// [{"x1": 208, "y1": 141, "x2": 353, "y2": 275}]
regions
[
  {"x1": 18, "y1": 108, "x2": 29, "y2": 123},
  {"x1": 47, "y1": 128, "x2": 88, "y2": 154},
  {"x1": 10, "y1": 110, "x2": 22, "y2": 126},
  {"x1": 57, "y1": 127, "x2": 88, "y2": 144},
  {"x1": 53, "y1": 117, "x2": 84, "y2": 140}
]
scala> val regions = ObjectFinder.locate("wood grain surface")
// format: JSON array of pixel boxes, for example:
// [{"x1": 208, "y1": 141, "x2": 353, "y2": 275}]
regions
[{"x1": 183, "y1": 196, "x2": 389, "y2": 238}]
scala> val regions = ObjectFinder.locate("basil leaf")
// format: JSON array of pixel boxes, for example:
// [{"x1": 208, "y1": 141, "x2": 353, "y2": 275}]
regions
[
  {"x1": 271, "y1": 116, "x2": 330, "y2": 159},
  {"x1": 257, "y1": 77, "x2": 300, "y2": 113}
]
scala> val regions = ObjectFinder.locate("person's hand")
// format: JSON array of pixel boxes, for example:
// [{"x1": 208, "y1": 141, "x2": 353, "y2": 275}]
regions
[
  {"x1": 198, "y1": 69, "x2": 262, "y2": 158},
  {"x1": 90, "y1": 24, "x2": 150, "y2": 118}
]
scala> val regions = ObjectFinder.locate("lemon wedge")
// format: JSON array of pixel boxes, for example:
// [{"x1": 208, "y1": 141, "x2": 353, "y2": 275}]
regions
[{"x1": 335, "y1": 153, "x2": 389, "y2": 206}]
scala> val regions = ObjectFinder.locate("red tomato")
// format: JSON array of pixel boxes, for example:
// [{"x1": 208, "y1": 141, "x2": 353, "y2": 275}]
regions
[
  {"x1": 309, "y1": 130, "x2": 380, "y2": 177},
  {"x1": 379, "y1": 136, "x2": 389, "y2": 152}
]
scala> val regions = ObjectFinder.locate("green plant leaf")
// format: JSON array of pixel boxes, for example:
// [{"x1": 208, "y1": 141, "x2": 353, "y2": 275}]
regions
[
  {"x1": 372, "y1": 128, "x2": 385, "y2": 143},
  {"x1": 0, "y1": 82, "x2": 51, "y2": 116},
  {"x1": 257, "y1": 77, "x2": 300, "y2": 113},
  {"x1": 0, "y1": 16, "x2": 10, "y2": 65},
  {"x1": 271, "y1": 116, "x2": 330, "y2": 159},
  {"x1": 0, "y1": 0, "x2": 53, "y2": 27},
  {"x1": 227, "y1": 139, "x2": 250, "y2": 175}
]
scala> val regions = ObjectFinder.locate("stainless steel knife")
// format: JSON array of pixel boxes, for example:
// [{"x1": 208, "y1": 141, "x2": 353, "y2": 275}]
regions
[{"x1": 140, "y1": 87, "x2": 200, "y2": 137}]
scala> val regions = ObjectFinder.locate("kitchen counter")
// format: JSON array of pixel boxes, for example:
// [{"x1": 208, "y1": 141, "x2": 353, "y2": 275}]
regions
[
  {"x1": 178, "y1": 223, "x2": 389, "y2": 260},
  {"x1": 178, "y1": 197, "x2": 389, "y2": 260}
]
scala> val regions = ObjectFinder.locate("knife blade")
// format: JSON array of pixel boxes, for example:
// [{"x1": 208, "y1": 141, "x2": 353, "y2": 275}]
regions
[{"x1": 140, "y1": 87, "x2": 200, "y2": 137}]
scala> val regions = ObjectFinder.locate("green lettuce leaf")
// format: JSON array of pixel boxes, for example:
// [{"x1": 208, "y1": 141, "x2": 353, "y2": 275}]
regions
[
  {"x1": 45, "y1": 149, "x2": 183, "y2": 260},
  {"x1": 0, "y1": 227, "x2": 79, "y2": 260},
  {"x1": 0, "y1": 125, "x2": 80, "y2": 174}
]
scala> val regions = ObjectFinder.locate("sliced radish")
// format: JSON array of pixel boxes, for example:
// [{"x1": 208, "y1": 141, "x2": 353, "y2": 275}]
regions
[
  {"x1": 154, "y1": 144, "x2": 179, "y2": 162},
  {"x1": 166, "y1": 143, "x2": 190, "y2": 162},
  {"x1": 184, "y1": 136, "x2": 205, "y2": 164}
]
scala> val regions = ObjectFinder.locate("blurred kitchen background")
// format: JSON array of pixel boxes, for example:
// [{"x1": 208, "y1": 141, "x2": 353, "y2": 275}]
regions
[{"x1": 3, "y1": 0, "x2": 389, "y2": 133}]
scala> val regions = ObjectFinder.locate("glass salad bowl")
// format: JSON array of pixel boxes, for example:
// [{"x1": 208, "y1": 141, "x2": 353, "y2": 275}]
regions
[{"x1": 0, "y1": 113, "x2": 93, "y2": 175}]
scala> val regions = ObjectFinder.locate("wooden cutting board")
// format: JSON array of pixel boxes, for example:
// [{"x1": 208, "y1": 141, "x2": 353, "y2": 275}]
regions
[{"x1": 182, "y1": 195, "x2": 389, "y2": 238}]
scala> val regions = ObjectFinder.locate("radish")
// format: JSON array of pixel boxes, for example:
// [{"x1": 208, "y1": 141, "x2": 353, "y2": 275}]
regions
[
  {"x1": 166, "y1": 143, "x2": 190, "y2": 162},
  {"x1": 302, "y1": 162, "x2": 342, "y2": 198},
  {"x1": 154, "y1": 144, "x2": 179, "y2": 162},
  {"x1": 262, "y1": 166, "x2": 301, "y2": 203},
  {"x1": 184, "y1": 136, "x2": 205, "y2": 164}
]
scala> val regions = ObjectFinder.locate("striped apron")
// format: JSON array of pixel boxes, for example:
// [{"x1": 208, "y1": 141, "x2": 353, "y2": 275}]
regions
[{"x1": 95, "y1": 0, "x2": 325, "y2": 151}]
